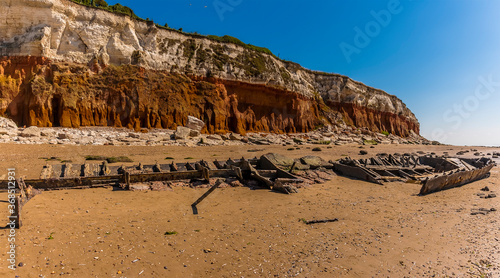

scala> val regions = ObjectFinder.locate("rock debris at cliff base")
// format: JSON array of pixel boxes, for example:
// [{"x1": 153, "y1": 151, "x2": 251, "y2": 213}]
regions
[{"x1": 0, "y1": 117, "x2": 429, "y2": 146}]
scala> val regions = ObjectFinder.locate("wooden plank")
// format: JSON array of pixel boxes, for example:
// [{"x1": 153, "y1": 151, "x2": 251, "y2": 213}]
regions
[
  {"x1": 304, "y1": 219, "x2": 338, "y2": 225},
  {"x1": 191, "y1": 179, "x2": 222, "y2": 206},
  {"x1": 333, "y1": 163, "x2": 382, "y2": 185}
]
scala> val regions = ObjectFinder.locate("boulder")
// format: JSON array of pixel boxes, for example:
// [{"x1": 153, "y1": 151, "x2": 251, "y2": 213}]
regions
[
  {"x1": 299, "y1": 156, "x2": 329, "y2": 169},
  {"x1": 20, "y1": 126, "x2": 40, "y2": 137},
  {"x1": 229, "y1": 133, "x2": 242, "y2": 140},
  {"x1": 128, "y1": 132, "x2": 141, "y2": 139},
  {"x1": 0, "y1": 117, "x2": 17, "y2": 129},
  {"x1": 337, "y1": 136, "x2": 353, "y2": 142},
  {"x1": 291, "y1": 161, "x2": 310, "y2": 170},
  {"x1": 174, "y1": 126, "x2": 191, "y2": 140},
  {"x1": 207, "y1": 134, "x2": 222, "y2": 141},
  {"x1": 0, "y1": 128, "x2": 9, "y2": 135},
  {"x1": 57, "y1": 133, "x2": 72, "y2": 139},
  {"x1": 254, "y1": 139, "x2": 271, "y2": 145},
  {"x1": 262, "y1": 153, "x2": 294, "y2": 168},
  {"x1": 186, "y1": 116, "x2": 205, "y2": 131},
  {"x1": 40, "y1": 129, "x2": 55, "y2": 137},
  {"x1": 189, "y1": 129, "x2": 200, "y2": 137}
]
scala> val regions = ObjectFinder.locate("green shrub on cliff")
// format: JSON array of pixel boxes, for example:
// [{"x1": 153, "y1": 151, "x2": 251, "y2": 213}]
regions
[
  {"x1": 182, "y1": 39, "x2": 198, "y2": 62},
  {"x1": 206, "y1": 35, "x2": 274, "y2": 56},
  {"x1": 235, "y1": 51, "x2": 269, "y2": 77},
  {"x1": 106, "y1": 3, "x2": 135, "y2": 17},
  {"x1": 71, "y1": 0, "x2": 107, "y2": 8},
  {"x1": 70, "y1": 0, "x2": 143, "y2": 20},
  {"x1": 95, "y1": 0, "x2": 108, "y2": 7}
]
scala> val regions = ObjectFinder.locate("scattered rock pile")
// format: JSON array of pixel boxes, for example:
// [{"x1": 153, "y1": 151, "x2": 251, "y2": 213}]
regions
[
  {"x1": 471, "y1": 208, "x2": 496, "y2": 216},
  {"x1": 0, "y1": 116, "x2": 431, "y2": 147},
  {"x1": 477, "y1": 186, "x2": 496, "y2": 199}
]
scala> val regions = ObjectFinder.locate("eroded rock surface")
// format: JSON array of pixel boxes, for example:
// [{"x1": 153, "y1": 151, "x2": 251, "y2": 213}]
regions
[{"x1": 0, "y1": 0, "x2": 420, "y2": 137}]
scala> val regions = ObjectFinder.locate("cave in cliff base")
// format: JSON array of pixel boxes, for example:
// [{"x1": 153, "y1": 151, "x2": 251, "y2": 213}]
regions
[{"x1": 0, "y1": 57, "x2": 418, "y2": 137}]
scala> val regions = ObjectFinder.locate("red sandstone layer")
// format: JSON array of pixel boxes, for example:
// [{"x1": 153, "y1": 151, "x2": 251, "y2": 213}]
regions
[{"x1": 0, "y1": 56, "x2": 418, "y2": 136}]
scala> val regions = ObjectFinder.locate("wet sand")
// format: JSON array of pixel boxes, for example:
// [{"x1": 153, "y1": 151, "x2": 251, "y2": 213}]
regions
[{"x1": 0, "y1": 143, "x2": 499, "y2": 277}]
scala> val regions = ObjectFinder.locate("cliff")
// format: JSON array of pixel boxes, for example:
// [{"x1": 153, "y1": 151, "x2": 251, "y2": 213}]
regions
[{"x1": 0, "y1": 0, "x2": 420, "y2": 136}]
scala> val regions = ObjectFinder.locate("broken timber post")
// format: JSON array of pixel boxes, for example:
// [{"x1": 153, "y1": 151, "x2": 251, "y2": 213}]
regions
[
  {"x1": 231, "y1": 165, "x2": 243, "y2": 180},
  {"x1": 201, "y1": 166, "x2": 210, "y2": 182},
  {"x1": 289, "y1": 161, "x2": 297, "y2": 173},
  {"x1": 123, "y1": 171, "x2": 131, "y2": 190},
  {"x1": 191, "y1": 179, "x2": 223, "y2": 214},
  {"x1": 12, "y1": 195, "x2": 21, "y2": 228},
  {"x1": 11, "y1": 178, "x2": 26, "y2": 229}
]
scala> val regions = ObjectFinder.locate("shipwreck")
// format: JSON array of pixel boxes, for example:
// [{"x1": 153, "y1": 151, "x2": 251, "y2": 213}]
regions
[
  {"x1": 332, "y1": 154, "x2": 496, "y2": 195},
  {"x1": 1, "y1": 152, "x2": 495, "y2": 228}
]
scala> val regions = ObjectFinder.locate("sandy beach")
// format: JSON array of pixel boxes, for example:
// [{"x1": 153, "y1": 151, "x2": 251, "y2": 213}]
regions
[{"x1": 0, "y1": 143, "x2": 498, "y2": 277}]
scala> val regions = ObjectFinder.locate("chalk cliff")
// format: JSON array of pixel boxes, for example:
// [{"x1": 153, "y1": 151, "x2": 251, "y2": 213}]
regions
[{"x1": 0, "y1": 0, "x2": 420, "y2": 136}]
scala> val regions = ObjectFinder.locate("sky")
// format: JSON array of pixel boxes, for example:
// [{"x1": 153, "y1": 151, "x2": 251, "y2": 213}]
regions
[{"x1": 107, "y1": 0, "x2": 500, "y2": 146}]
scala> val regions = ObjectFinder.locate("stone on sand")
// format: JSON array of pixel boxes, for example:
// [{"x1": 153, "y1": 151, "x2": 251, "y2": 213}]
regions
[
  {"x1": 186, "y1": 116, "x2": 205, "y2": 131},
  {"x1": 299, "y1": 156, "x2": 328, "y2": 169},
  {"x1": 0, "y1": 116, "x2": 17, "y2": 129},
  {"x1": 262, "y1": 153, "x2": 294, "y2": 168},
  {"x1": 20, "y1": 126, "x2": 40, "y2": 137},
  {"x1": 175, "y1": 126, "x2": 191, "y2": 140}
]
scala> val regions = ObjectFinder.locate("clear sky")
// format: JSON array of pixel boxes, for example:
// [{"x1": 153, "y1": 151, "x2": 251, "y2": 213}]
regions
[{"x1": 107, "y1": 0, "x2": 500, "y2": 146}]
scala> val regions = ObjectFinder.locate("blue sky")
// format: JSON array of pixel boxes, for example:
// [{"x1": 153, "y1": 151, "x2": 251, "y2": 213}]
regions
[{"x1": 107, "y1": 0, "x2": 500, "y2": 146}]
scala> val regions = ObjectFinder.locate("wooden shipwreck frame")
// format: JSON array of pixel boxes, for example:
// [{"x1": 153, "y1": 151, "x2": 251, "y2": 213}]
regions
[
  {"x1": 2, "y1": 153, "x2": 495, "y2": 228},
  {"x1": 2, "y1": 155, "x2": 306, "y2": 227},
  {"x1": 332, "y1": 154, "x2": 495, "y2": 195}
]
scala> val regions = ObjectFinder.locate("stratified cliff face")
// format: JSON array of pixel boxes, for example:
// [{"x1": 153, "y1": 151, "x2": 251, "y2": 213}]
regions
[
  {"x1": 0, "y1": 0, "x2": 420, "y2": 136},
  {"x1": 0, "y1": 57, "x2": 321, "y2": 134}
]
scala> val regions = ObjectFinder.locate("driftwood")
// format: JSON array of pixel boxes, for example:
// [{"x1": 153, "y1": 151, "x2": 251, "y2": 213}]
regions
[{"x1": 304, "y1": 218, "x2": 339, "y2": 225}]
